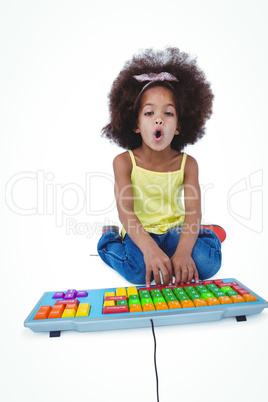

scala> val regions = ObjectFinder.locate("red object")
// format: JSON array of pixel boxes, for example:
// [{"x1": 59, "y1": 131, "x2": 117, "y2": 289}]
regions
[
  {"x1": 200, "y1": 225, "x2": 226, "y2": 243},
  {"x1": 55, "y1": 299, "x2": 79, "y2": 306},
  {"x1": 104, "y1": 296, "x2": 127, "y2": 301},
  {"x1": 103, "y1": 305, "x2": 129, "y2": 314}
]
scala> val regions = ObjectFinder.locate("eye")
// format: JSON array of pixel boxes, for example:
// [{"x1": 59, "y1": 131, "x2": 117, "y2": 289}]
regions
[
  {"x1": 165, "y1": 112, "x2": 174, "y2": 116},
  {"x1": 144, "y1": 111, "x2": 154, "y2": 116}
]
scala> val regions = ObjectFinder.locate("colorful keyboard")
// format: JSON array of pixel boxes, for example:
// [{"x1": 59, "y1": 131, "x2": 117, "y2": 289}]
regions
[{"x1": 24, "y1": 278, "x2": 268, "y2": 336}]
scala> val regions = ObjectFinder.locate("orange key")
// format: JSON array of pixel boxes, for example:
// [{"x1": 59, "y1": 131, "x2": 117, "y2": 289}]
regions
[
  {"x1": 206, "y1": 297, "x2": 220, "y2": 306},
  {"x1": 66, "y1": 302, "x2": 78, "y2": 311},
  {"x1": 218, "y1": 296, "x2": 233, "y2": 304},
  {"x1": 155, "y1": 302, "x2": 168, "y2": 310},
  {"x1": 181, "y1": 300, "x2": 195, "y2": 308},
  {"x1": 193, "y1": 298, "x2": 207, "y2": 307},
  {"x1": 34, "y1": 305, "x2": 52, "y2": 320},
  {"x1": 168, "y1": 300, "x2": 181, "y2": 309},
  {"x1": 129, "y1": 304, "x2": 142, "y2": 313},
  {"x1": 48, "y1": 304, "x2": 65, "y2": 319},
  {"x1": 142, "y1": 303, "x2": 155, "y2": 312},
  {"x1": 243, "y1": 293, "x2": 258, "y2": 302},
  {"x1": 231, "y1": 295, "x2": 245, "y2": 303}
]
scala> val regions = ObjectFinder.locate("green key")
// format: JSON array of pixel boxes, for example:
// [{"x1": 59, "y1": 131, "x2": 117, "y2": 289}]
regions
[
  {"x1": 206, "y1": 284, "x2": 219, "y2": 292},
  {"x1": 221, "y1": 286, "x2": 233, "y2": 294},
  {"x1": 153, "y1": 296, "x2": 165, "y2": 304},
  {"x1": 163, "y1": 294, "x2": 177, "y2": 303},
  {"x1": 141, "y1": 297, "x2": 153, "y2": 306},
  {"x1": 176, "y1": 293, "x2": 189, "y2": 302},
  {"x1": 129, "y1": 294, "x2": 139, "y2": 301},
  {"x1": 184, "y1": 286, "x2": 195, "y2": 294},
  {"x1": 151, "y1": 289, "x2": 162, "y2": 298},
  {"x1": 129, "y1": 299, "x2": 141, "y2": 306},
  {"x1": 195, "y1": 285, "x2": 207, "y2": 295},
  {"x1": 139, "y1": 290, "x2": 150, "y2": 299},
  {"x1": 201, "y1": 292, "x2": 214, "y2": 300},
  {"x1": 226, "y1": 290, "x2": 238, "y2": 297},
  {"x1": 188, "y1": 292, "x2": 201, "y2": 301},
  {"x1": 212, "y1": 290, "x2": 225, "y2": 298},
  {"x1": 117, "y1": 300, "x2": 127, "y2": 306}
]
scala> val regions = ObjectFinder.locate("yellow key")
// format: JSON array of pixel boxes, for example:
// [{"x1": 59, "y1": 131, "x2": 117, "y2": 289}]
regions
[
  {"x1": 127, "y1": 287, "x2": 138, "y2": 297},
  {"x1": 116, "y1": 287, "x2": 127, "y2": 297},
  {"x1": 105, "y1": 292, "x2": 115, "y2": 297},
  {"x1": 103, "y1": 300, "x2": 115, "y2": 307},
  {"x1": 62, "y1": 308, "x2": 76, "y2": 318},
  {"x1": 76, "y1": 303, "x2": 90, "y2": 317}
]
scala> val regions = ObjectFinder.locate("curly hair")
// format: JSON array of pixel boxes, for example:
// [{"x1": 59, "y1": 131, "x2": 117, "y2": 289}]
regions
[{"x1": 102, "y1": 47, "x2": 214, "y2": 151}]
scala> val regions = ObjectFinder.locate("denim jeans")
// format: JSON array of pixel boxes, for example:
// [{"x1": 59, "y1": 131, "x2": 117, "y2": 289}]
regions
[{"x1": 97, "y1": 227, "x2": 222, "y2": 285}]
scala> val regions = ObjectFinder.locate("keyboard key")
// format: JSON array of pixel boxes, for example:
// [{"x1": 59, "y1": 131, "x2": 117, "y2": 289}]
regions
[
  {"x1": 104, "y1": 300, "x2": 115, "y2": 307},
  {"x1": 48, "y1": 304, "x2": 65, "y2": 319},
  {"x1": 53, "y1": 292, "x2": 65, "y2": 299},
  {"x1": 64, "y1": 289, "x2": 77, "y2": 300},
  {"x1": 218, "y1": 296, "x2": 233, "y2": 304},
  {"x1": 231, "y1": 295, "x2": 245, "y2": 303},
  {"x1": 201, "y1": 292, "x2": 215, "y2": 300},
  {"x1": 129, "y1": 304, "x2": 142, "y2": 313},
  {"x1": 34, "y1": 305, "x2": 52, "y2": 320},
  {"x1": 127, "y1": 287, "x2": 138, "y2": 297},
  {"x1": 206, "y1": 298, "x2": 220, "y2": 306},
  {"x1": 226, "y1": 290, "x2": 238, "y2": 297},
  {"x1": 76, "y1": 291, "x2": 88, "y2": 298},
  {"x1": 62, "y1": 308, "x2": 76, "y2": 318},
  {"x1": 168, "y1": 300, "x2": 181, "y2": 309},
  {"x1": 220, "y1": 286, "x2": 233, "y2": 294},
  {"x1": 103, "y1": 305, "x2": 129, "y2": 314},
  {"x1": 181, "y1": 300, "x2": 195, "y2": 308},
  {"x1": 155, "y1": 302, "x2": 168, "y2": 310},
  {"x1": 105, "y1": 292, "x2": 115, "y2": 297},
  {"x1": 116, "y1": 287, "x2": 127, "y2": 297},
  {"x1": 242, "y1": 294, "x2": 258, "y2": 302},
  {"x1": 76, "y1": 303, "x2": 90, "y2": 317},
  {"x1": 193, "y1": 298, "x2": 207, "y2": 307},
  {"x1": 142, "y1": 303, "x2": 155, "y2": 312}
]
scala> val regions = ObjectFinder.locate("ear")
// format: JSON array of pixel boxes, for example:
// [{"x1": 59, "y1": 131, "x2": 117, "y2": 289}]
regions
[
  {"x1": 134, "y1": 125, "x2": 140, "y2": 133},
  {"x1": 174, "y1": 128, "x2": 180, "y2": 135}
]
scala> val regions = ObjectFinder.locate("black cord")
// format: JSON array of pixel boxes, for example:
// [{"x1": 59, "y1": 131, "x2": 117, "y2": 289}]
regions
[{"x1": 150, "y1": 319, "x2": 160, "y2": 402}]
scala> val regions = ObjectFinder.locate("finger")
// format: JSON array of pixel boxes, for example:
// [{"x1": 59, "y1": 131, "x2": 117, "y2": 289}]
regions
[
  {"x1": 153, "y1": 268, "x2": 161, "y2": 286},
  {"x1": 162, "y1": 261, "x2": 172, "y2": 285},
  {"x1": 187, "y1": 265, "x2": 194, "y2": 283},
  {"x1": 145, "y1": 267, "x2": 152, "y2": 287},
  {"x1": 194, "y1": 266, "x2": 199, "y2": 283},
  {"x1": 181, "y1": 267, "x2": 188, "y2": 284},
  {"x1": 174, "y1": 268, "x2": 181, "y2": 285}
]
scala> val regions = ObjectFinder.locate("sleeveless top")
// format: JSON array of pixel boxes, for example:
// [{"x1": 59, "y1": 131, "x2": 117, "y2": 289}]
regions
[{"x1": 121, "y1": 150, "x2": 187, "y2": 238}]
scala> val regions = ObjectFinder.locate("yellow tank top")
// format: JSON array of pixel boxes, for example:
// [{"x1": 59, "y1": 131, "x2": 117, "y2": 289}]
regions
[{"x1": 121, "y1": 150, "x2": 187, "y2": 238}]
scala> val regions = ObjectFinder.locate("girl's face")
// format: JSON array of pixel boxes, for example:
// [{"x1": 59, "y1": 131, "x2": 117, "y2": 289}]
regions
[{"x1": 135, "y1": 86, "x2": 179, "y2": 152}]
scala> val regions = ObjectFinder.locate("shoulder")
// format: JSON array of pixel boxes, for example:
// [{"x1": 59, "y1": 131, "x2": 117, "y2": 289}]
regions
[
  {"x1": 184, "y1": 154, "x2": 199, "y2": 179},
  {"x1": 113, "y1": 151, "x2": 132, "y2": 175}
]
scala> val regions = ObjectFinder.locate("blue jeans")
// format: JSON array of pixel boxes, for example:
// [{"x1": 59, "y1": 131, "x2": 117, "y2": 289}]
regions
[{"x1": 97, "y1": 227, "x2": 222, "y2": 285}]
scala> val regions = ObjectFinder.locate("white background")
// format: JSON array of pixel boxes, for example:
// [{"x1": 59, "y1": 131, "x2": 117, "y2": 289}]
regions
[{"x1": 1, "y1": 1, "x2": 267, "y2": 401}]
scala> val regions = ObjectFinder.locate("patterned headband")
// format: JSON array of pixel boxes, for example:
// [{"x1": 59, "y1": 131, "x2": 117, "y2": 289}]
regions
[
  {"x1": 133, "y1": 72, "x2": 179, "y2": 103},
  {"x1": 133, "y1": 72, "x2": 179, "y2": 83}
]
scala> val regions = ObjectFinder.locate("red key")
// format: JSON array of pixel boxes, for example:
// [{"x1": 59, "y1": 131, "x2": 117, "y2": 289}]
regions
[
  {"x1": 104, "y1": 296, "x2": 127, "y2": 301},
  {"x1": 55, "y1": 299, "x2": 79, "y2": 306},
  {"x1": 103, "y1": 305, "x2": 129, "y2": 314}
]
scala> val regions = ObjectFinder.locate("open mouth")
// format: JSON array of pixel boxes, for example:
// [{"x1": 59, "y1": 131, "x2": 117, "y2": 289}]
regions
[{"x1": 154, "y1": 129, "x2": 163, "y2": 142}]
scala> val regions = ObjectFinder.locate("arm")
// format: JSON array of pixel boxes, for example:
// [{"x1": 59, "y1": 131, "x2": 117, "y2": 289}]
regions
[
  {"x1": 113, "y1": 152, "x2": 172, "y2": 286},
  {"x1": 171, "y1": 156, "x2": 201, "y2": 284}
]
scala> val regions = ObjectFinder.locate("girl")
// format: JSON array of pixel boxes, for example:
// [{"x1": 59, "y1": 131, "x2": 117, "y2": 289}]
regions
[{"x1": 97, "y1": 47, "x2": 226, "y2": 287}]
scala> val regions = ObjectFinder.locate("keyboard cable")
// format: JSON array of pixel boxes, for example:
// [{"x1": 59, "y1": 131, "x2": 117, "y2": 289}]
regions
[{"x1": 150, "y1": 319, "x2": 160, "y2": 402}]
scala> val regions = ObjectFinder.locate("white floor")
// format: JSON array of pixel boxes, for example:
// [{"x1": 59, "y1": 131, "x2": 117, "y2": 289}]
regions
[{"x1": 1, "y1": 2, "x2": 268, "y2": 401}]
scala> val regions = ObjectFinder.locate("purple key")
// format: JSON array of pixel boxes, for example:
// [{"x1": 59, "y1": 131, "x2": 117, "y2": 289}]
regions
[
  {"x1": 53, "y1": 292, "x2": 65, "y2": 299},
  {"x1": 76, "y1": 291, "x2": 88, "y2": 298},
  {"x1": 64, "y1": 289, "x2": 77, "y2": 300}
]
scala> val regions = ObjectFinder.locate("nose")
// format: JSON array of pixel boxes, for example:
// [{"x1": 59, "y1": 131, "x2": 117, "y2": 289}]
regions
[{"x1": 155, "y1": 116, "x2": 163, "y2": 125}]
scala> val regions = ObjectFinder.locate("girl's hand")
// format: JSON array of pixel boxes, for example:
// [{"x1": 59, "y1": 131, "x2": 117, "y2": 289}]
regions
[
  {"x1": 171, "y1": 251, "x2": 199, "y2": 284},
  {"x1": 143, "y1": 246, "x2": 173, "y2": 287}
]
